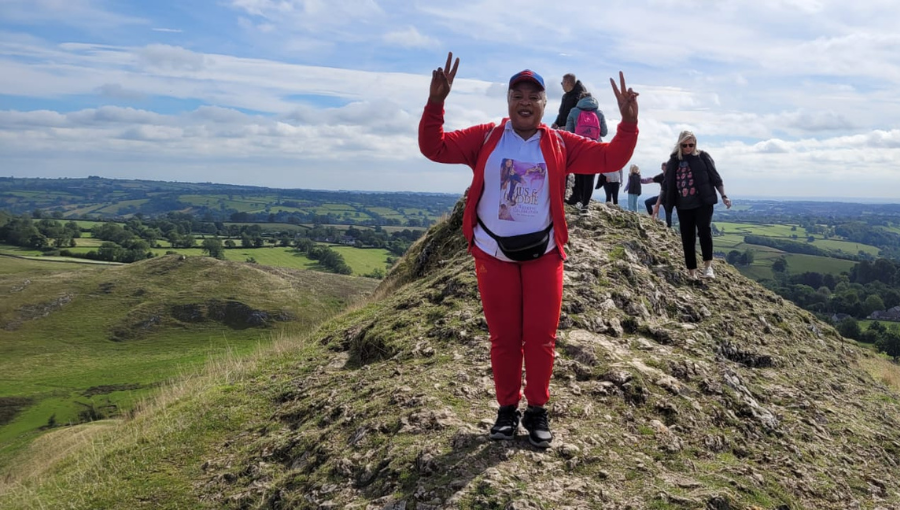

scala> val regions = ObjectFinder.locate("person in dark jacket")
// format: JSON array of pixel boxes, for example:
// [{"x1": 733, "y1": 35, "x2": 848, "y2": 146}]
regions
[
  {"x1": 554, "y1": 74, "x2": 587, "y2": 209},
  {"x1": 653, "y1": 131, "x2": 731, "y2": 279},
  {"x1": 552, "y1": 74, "x2": 586, "y2": 129},
  {"x1": 644, "y1": 162, "x2": 672, "y2": 227}
]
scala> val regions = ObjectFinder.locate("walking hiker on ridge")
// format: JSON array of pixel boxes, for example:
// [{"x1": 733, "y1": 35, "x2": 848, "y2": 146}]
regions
[
  {"x1": 653, "y1": 131, "x2": 731, "y2": 279},
  {"x1": 597, "y1": 164, "x2": 623, "y2": 205},
  {"x1": 419, "y1": 52, "x2": 639, "y2": 448},
  {"x1": 644, "y1": 162, "x2": 673, "y2": 227},
  {"x1": 564, "y1": 91, "x2": 608, "y2": 215}
]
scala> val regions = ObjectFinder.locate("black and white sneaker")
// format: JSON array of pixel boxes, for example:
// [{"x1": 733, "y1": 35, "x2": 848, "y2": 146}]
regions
[
  {"x1": 521, "y1": 406, "x2": 552, "y2": 448},
  {"x1": 489, "y1": 405, "x2": 521, "y2": 440}
]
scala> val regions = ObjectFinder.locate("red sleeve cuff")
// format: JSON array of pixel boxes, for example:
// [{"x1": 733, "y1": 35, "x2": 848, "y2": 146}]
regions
[
  {"x1": 424, "y1": 100, "x2": 444, "y2": 113},
  {"x1": 616, "y1": 121, "x2": 638, "y2": 133}
]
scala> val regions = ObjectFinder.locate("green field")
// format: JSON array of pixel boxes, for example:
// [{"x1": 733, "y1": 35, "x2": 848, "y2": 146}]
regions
[
  {"x1": 0, "y1": 256, "x2": 97, "y2": 276},
  {"x1": 710, "y1": 233, "x2": 857, "y2": 281},
  {"x1": 56, "y1": 239, "x2": 391, "y2": 277},
  {"x1": 0, "y1": 255, "x2": 378, "y2": 450},
  {"x1": 807, "y1": 238, "x2": 880, "y2": 256},
  {"x1": 715, "y1": 221, "x2": 800, "y2": 238},
  {"x1": 368, "y1": 206, "x2": 406, "y2": 219},
  {"x1": 73, "y1": 220, "x2": 105, "y2": 230},
  {"x1": 859, "y1": 319, "x2": 900, "y2": 332},
  {"x1": 714, "y1": 221, "x2": 881, "y2": 257},
  {"x1": 178, "y1": 194, "x2": 273, "y2": 212},
  {"x1": 713, "y1": 220, "x2": 879, "y2": 279},
  {"x1": 91, "y1": 199, "x2": 150, "y2": 215}
]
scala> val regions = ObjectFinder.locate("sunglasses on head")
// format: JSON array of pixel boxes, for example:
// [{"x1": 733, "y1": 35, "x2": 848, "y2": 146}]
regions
[{"x1": 681, "y1": 143, "x2": 695, "y2": 148}]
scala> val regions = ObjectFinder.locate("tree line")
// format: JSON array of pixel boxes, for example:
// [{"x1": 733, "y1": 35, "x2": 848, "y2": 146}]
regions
[
  {"x1": 1, "y1": 210, "x2": 425, "y2": 276},
  {"x1": 759, "y1": 256, "x2": 900, "y2": 358}
]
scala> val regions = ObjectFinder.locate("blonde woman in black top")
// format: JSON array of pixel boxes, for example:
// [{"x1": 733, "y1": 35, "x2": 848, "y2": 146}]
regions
[{"x1": 653, "y1": 131, "x2": 731, "y2": 279}]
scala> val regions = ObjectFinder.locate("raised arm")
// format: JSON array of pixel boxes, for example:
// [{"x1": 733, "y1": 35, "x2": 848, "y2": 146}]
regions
[
  {"x1": 560, "y1": 72, "x2": 639, "y2": 175},
  {"x1": 428, "y1": 52, "x2": 459, "y2": 105},
  {"x1": 418, "y1": 52, "x2": 492, "y2": 169}
]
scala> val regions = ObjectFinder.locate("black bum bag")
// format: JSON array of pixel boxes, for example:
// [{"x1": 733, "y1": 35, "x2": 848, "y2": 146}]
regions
[{"x1": 478, "y1": 218, "x2": 553, "y2": 261}]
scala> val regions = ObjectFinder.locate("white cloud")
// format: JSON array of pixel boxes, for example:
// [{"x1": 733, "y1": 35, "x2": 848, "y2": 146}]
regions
[
  {"x1": 2, "y1": 0, "x2": 900, "y2": 197},
  {"x1": 383, "y1": 27, "x2": 437, "y2": 48},
  {"x1": 96, "y1": 83, "x2": 146, "y2": 101},
  {"x1": 138, "y1": 44, "x2": 206, "y2": 72},
  {"x1": 229, "y1": 0, "x2": 384, "y2": 35},
  {"x1": 0, "y1": 0, "x2": 146, "y2": 29}
]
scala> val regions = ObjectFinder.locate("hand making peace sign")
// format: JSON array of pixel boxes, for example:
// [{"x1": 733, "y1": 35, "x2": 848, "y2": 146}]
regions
[
  {"x1": 610, "y1": 71, "x2": 639, "y2": 124},
  {"x1": 429, "y1": 52, "x2": 460, "y2": 104}
]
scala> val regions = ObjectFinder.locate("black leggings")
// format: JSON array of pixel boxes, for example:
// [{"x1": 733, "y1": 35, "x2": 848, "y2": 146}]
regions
[
  {"x1": 570, "y1": 174, "x2": 596, "y2": 206},
  {"x1": 603, "y1": 182, "x2": 620, "y2": 205},
  {"x1": 677, "y1": 205, "x2": 714, "y2": 270}
]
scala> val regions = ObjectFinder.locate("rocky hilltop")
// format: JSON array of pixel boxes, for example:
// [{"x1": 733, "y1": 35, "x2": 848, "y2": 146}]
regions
[{"x1": 202, "y1": 200, "x2": 900, "y2": 509}]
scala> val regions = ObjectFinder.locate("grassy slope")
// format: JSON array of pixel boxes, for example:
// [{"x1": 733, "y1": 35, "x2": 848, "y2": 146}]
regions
[{"x1": 0, "y1": 255, "x2": 378, "y2": 458}]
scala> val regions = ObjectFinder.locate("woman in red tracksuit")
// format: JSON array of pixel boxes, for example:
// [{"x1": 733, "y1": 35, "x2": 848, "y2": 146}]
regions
[{"x1": 418, "y1": 52, "x2": 639, "y2": 448}]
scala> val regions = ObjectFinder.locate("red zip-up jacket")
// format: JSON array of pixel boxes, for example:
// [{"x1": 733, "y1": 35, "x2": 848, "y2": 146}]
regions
[{"x1": 418, "y1": 100, "x2": 638, "y2": 260}]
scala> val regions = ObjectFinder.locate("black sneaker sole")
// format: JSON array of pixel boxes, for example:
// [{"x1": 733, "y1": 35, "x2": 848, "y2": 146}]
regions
[
  {"x1": 489, "y1": 431, "x2": 516, "y2": 441},
  {"x1": 527, "y1": 435, "x2": 551, "y2": 448}
]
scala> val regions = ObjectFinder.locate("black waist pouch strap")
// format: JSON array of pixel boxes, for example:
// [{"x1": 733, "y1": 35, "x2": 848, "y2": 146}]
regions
[{"x1": 477, "y1": 218, "x2": 553, "y2": 262}]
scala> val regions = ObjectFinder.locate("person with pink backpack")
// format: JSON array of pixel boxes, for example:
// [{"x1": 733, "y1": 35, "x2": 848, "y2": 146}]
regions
[{"x1": 564, "y1": 92, "x2": 608, "y2": 215}]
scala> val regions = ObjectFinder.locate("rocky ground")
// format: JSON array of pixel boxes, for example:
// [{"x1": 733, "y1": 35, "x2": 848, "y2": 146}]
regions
[{"x1": 201, "y1": 200, "x2": 900, "y2": 510}]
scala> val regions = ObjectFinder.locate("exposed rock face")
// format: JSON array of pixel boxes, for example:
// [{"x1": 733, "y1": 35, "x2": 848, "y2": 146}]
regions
[{"x1": 203, "y1": 201, "x2": 900, "y2": 509}]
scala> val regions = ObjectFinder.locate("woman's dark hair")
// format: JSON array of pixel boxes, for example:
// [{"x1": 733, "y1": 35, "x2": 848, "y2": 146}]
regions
[{"x1": 578, "y1": 91, "x2": 592, "y2": 100}]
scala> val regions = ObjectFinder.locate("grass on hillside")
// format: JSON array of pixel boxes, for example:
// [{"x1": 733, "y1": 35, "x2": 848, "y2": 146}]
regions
[
  {"x1": 857, "y1": 354, "x2": 900, "y2": 394},
  {"x1": 0, "y1": 329, "x2": 310, "y2": 508},
  {"x1": 0, "y1": 256, "x2": 377, "y2": 452}
]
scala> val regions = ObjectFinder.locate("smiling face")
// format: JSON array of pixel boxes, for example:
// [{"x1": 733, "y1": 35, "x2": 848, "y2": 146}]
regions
[{"x1": 507, "y1": 82, "x2": 546, "y2": 138}]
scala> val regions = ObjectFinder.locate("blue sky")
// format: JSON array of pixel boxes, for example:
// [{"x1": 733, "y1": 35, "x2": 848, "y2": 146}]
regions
[{"x1": 1, "y1": 0, "x2": 899, "y2": 199}]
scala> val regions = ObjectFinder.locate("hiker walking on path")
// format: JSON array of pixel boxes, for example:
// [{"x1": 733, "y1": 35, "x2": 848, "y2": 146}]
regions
[
  {"x1": 653, "y1": 131, "x2": 731, "y2": 279},
  {"x1": 597, "y1": 165, "x2": 623, "y2": 205},
  {"x1": 419, "y1": 52, "x2": 639, "y2": 448},
  {"x1": 644, "y1": 162, "x2": 672, "y2": 227},
  {"x1": 564, "y1": 91, "x2": 608, "y2": 214}
]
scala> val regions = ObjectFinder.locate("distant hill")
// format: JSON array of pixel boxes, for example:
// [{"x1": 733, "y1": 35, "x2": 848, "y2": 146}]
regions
[
  {"x1": 0, "y1": 255, "x2": 378, "y2": 448},
  {"x1": 0, "y1": 176, "x2": 459, "y2": 227},
  {"x1": 3, "y1": 202, "x2": 900, "y2": 509}
]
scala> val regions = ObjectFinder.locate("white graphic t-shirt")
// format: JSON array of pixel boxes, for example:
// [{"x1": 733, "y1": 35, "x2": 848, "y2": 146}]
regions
[{"x1": 474, "y1": 122, "x2": 555, "y2": 261}]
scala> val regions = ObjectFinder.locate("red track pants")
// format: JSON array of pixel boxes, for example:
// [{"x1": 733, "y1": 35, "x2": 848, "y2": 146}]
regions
[{"x1": 472, "y1": 245, "x2": 564, "y2": 407}]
